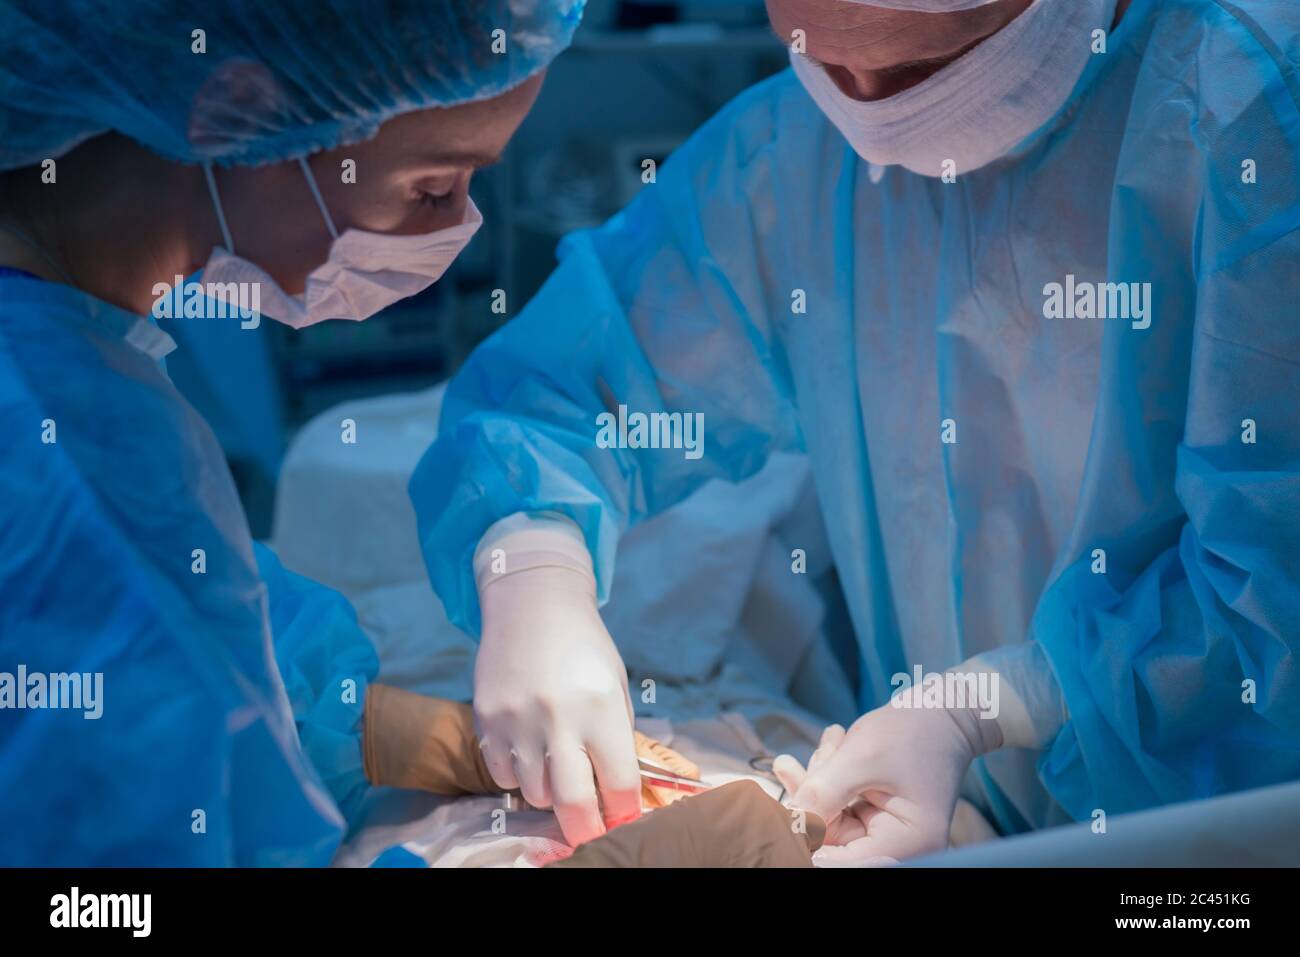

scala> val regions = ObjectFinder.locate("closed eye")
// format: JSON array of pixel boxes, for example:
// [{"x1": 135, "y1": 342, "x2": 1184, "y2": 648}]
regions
[{"x1": 418, "y1": 189, "x2": 453, "y2": 209}]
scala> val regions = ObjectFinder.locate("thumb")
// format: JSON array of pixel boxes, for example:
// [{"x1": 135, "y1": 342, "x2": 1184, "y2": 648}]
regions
[
  {"x1": 789, "y1": 746, "x2": 867, "y2": 823},
  {"x1": 771, "y1": 754, "x2": 807, "y2": 796}
]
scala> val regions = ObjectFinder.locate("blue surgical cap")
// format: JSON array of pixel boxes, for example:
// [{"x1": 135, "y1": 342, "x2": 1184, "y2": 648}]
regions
[{"x1": 0, "y1": 0, "x2": 585, "y2": 170}]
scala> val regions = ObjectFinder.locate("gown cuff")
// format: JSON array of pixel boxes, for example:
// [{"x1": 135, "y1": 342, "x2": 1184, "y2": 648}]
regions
[
  {"x1": 473, "y1": 511, "x2": 594, "y2": 592},
  {"x1": 957, "y1": 642, "x2": 1069, "y2": 751}
]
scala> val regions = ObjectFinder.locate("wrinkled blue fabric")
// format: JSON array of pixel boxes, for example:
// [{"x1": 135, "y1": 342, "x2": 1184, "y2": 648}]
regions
[
  {"x1": 160, "y1": 315, "x2": 286, "y2": 484},
  {"x1": 412, "y1": 0, "x2": 1300, "y2": 832},
  {"x1": 0, "y1": 0, "x2": 585, "y2": 169},
  {"x1": 0, "y1": 275, "x2": 377, "y2": 865},
  {"x1": 257, "y1": 543, "x2": 377, "y2": 824}
]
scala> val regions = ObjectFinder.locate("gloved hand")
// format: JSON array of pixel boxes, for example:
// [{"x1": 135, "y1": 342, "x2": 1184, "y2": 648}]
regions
[
  {"x1": 472, "y1": 513, "x2": 642, "y2": 846},
  {"x1": 363, "y1": 683, "x2": 699, "y2": 813},
  {"x1": 776, "y1": 674, "x2": 1003, "y2": 865}
]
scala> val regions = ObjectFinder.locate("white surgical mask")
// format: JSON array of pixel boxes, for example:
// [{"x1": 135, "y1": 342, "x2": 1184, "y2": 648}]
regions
[
  {"x1": 200, "y1": 158, "x2": 482, "y2": 328},
  {"x1": 790, "y1": 0, "x2": 1117, "y2": 177}
]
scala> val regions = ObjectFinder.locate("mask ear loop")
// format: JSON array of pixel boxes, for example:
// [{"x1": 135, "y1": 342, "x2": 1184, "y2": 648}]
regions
[
  {"x1": 298, "y1": 157, "x2": 340, "y2": 240},
  {"x1": 202, "y1": 162, "x2": 236, "y2": 254},
  {"x1": 205, "y1": 159, "x2": 338, "y2": 252}
]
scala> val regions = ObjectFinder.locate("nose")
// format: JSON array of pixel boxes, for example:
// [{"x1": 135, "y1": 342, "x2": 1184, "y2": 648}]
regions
[
  {"x1": 440, "y1": 183, "x2": 471, "y2": 225},
  {"x1": 824, "y1": 62, "x2": 947, "y2": 101}
]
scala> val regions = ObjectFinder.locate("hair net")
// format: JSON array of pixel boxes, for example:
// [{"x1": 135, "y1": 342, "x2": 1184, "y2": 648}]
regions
[{"x1": 0, "y1": 0, "x2": 585, "y2": 170}]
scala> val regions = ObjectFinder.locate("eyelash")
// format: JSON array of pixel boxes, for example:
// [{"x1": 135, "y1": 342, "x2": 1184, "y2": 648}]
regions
[{"x1": 418, "y1": 189, "x2": 452, "y2": 209}]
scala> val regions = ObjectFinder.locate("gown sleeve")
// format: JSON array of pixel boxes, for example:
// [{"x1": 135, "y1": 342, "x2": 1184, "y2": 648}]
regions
[
  {"x1": 256, "y1": 543, "x2": 379, "y2": 823},
  {"x1": 410, "y1": 89, "x2": 805, "y2": 636},
  {"x1": 1035, "y1": 5, "x2": 1300, "y2": 816}
]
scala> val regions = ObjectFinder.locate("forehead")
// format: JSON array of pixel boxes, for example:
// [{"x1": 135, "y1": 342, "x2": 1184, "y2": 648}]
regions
[
  {"x1": 767, "y1": 0, "x2": 917, "y2": 41},
  {"x1": 368, "y1": 73, "x2": 545, "y2": 167},
  {"x1": 767, "y1": 0, "x2": 974, "y2": 67}
]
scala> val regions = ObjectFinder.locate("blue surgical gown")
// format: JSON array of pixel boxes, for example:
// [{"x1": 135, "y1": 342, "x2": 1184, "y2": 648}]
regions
[
  {"x1": 411, "y1": 0, "x2": 1300, "y2": 833},
  {"x1": 0, "y1": 273, "x2": 378, "y2": 865}
]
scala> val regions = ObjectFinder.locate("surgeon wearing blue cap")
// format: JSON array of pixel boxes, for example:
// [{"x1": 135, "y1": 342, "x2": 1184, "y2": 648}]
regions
[
  {"x1": 412, "y1": 0, "x2": 1300, "y2": 863},
  {"x1": 0, "y1": 0, "x2": 585, "y2": 865}
]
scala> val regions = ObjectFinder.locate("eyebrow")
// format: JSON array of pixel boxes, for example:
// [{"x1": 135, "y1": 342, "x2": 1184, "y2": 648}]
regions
[
  {"x1": 774, "y1": 22, "x2": 988, "y2": 77},
  {"x1": 877, "y1": 51, "x2": 963, "y2": 75},
  {"x1": 877, "y1": 33, "x2": 991, "y2": 75}
]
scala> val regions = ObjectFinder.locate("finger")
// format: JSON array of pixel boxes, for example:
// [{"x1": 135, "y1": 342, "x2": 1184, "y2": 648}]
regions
[
  {"x1": 807, "y1": 724, "x2": 846, "y2": 774},
  {"x1": 819, "y1": 723, "x2": 846, "y2": 751},
  {"x1": 546, "y1": 746, "x2": 606, "y2": 846},
  {"x1": 790, "y1": 747, "x2": 868, "y2": 824},
  {"x1": 824, "y1": 798, "x2": 877, "y2": 845},
  {"x1": 790, "y1": 718, "x2": 888, "y2": 821},
  {"x1": 587, "y1": 724, "x2": 643, "y2": 830},
  {"x1": 779, "y1": 724, "x2": 846, "y2": 811},
  {"x1": 846, "y1": 803, "x2": 949, "y2": 862},
  {"x1": 478, "y1": 737, "x2": 520, "y2": 792},
  {"x1": 826, "y1": 813, "x2": 868, "y2": 846},
  {"x1": 511, "y1": 747, "x2": 553, "y2": 810},
  {"x1": 772, "y1": 754, "x2": 807, "y2": 795}
]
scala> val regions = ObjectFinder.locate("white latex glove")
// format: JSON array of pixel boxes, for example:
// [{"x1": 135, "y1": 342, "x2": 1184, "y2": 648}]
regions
[
  {"x1": 472, "y1": 513, "x2": 641, "y2": 846},
  {"x1": 777, "y1": 675, "x2": 1003, "y2": 865},
  {"x1": 773, "y1": 726, "x2": 902, "y2": 868}
]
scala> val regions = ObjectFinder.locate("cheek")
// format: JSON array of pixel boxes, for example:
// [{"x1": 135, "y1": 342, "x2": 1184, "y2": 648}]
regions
[
  {"x1": 271, "y1": 230, "x2": 336, "y2": 296},
  {"x1": 225, "y1": 193, "x2": 335, "y2": 295},
  {"x1": 323, "y1": 176, "x2": 411, "y2": 233}
]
